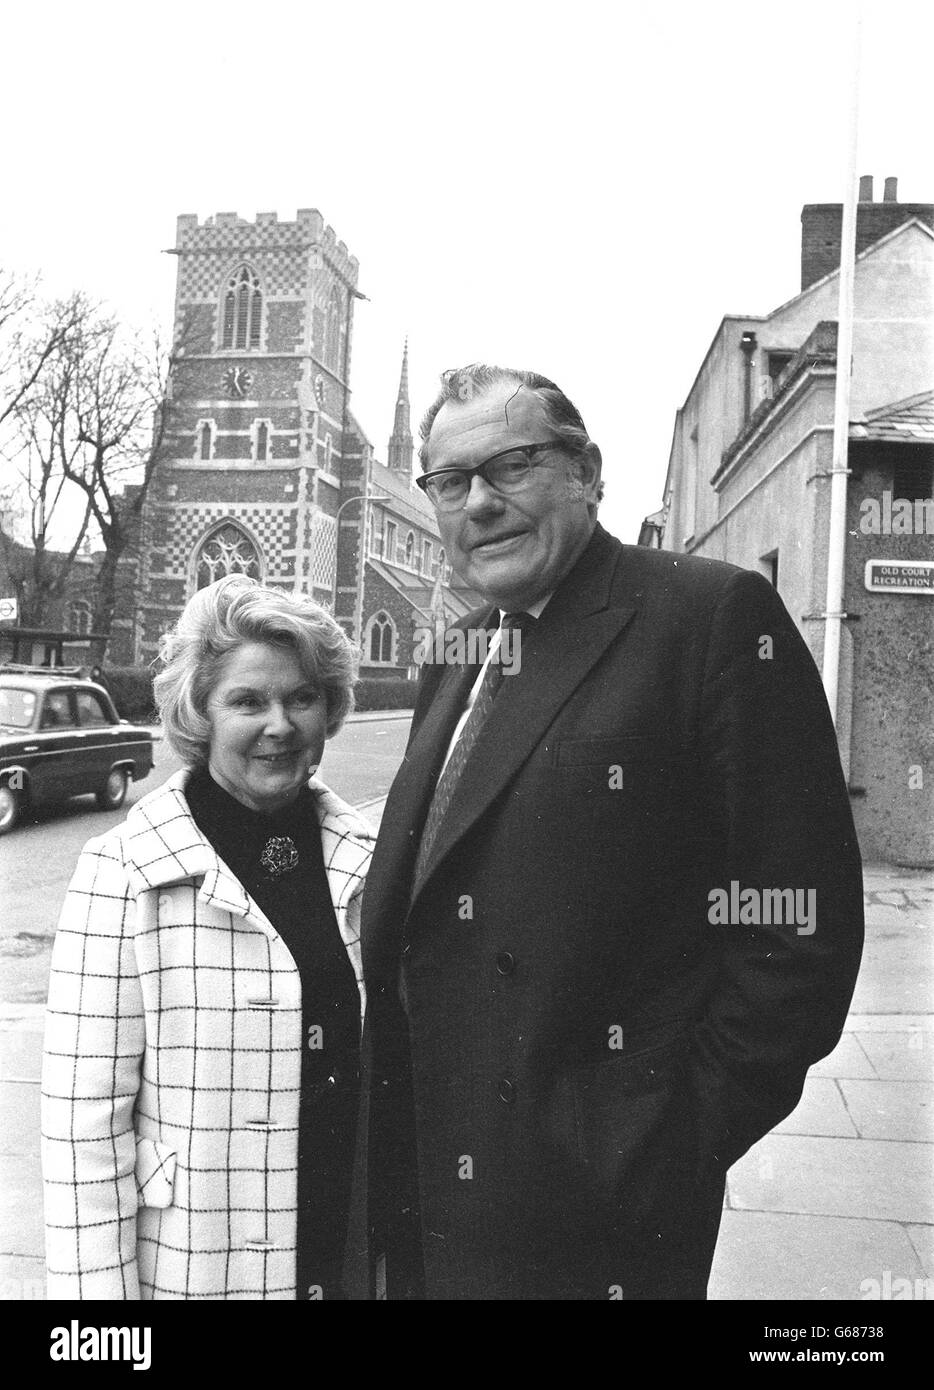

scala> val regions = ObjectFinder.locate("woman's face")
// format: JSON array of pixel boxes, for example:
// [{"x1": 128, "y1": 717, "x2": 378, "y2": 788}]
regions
[{"x1": 206, "y1": 641, "x2": 328, "y2": 813}]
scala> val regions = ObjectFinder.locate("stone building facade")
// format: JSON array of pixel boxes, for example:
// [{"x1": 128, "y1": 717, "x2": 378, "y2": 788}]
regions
[{"x1": 644, "y1": 178, "x2": 934, "y2": 866}]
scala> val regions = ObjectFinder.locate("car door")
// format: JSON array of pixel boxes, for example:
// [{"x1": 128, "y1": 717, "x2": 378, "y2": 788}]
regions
[
  {"x1": 32, "y1": 687, "x2": 81, "y2": 802},
  {"x1": 73, "y1": 687, "x2": 117, "y2": 793}
]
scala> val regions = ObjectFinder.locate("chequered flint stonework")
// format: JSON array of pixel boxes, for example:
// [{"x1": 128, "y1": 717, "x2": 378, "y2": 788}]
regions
[
  {"x1": 177, "y1": 247, "x2": 308, "y2": 303},
  {"x1": 151, "y1": 505, "x2": 297, "y2": 581},
  {"x1": 311, "y1": 512, "x2": 338, "y2": 590}
]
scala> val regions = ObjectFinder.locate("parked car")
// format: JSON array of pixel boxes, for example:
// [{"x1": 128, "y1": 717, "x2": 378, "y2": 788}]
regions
[{"x1": 0, "y1": 667, "x2": 155, "y2": 834}]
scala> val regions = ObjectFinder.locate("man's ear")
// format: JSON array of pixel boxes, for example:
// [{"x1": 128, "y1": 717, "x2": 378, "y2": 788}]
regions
[{"x1": 573, "y1": 442, "x2": 602, "y2": 502}]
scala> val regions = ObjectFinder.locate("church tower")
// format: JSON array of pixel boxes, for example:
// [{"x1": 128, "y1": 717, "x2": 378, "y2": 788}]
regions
[
  {"x1": 387, "y1": 339, "x2": 414, "y2": 477},
  {"x1": 133, "y1": 208, "x2": 364, "y2": 659}
]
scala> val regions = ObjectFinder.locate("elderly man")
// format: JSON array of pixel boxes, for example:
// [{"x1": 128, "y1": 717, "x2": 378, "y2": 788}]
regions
[{"x1": 349, "y1": 364, "x2": 864, "y2": 1301}]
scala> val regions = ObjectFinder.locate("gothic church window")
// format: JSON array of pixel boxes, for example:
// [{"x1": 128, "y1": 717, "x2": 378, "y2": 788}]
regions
[
  {"x1": 195, "y1": 523, "x2": 261, "y2": 590},
  {"x1": 222, "y1": 266, "x2": 262, "y2": 350},
  {"x1": 405, "y1": 532, "x2": 415, "y2": 567},
  {"x1": 368, "y1": 611, "x2": 394, "y2": 664},
  {"x1": 199, "y1": 422, "x2": 213, "y2": 460}
]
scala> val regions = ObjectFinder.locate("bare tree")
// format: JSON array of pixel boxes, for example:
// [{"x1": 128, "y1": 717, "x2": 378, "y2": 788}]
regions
[
  {"x1": 0, "y1": 283, "x2": 96, "y2": 624},
  {"x1": 1, "y1": 276, "x2": 197, "y2": 644},
  {"x1": 61, "y1": 311, "x2": 189, "y2": 638},
  {"x1": 0, "y1": 272, "x2": 83, "y2": 432},
  {"x1": 3, "y1": 297, "x2": 100, "y2": 625}
]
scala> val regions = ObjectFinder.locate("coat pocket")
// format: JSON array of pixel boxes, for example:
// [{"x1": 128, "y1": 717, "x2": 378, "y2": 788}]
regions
[{"x1": 134, "y1": 1135, "x2": 177, "y2": 1209}]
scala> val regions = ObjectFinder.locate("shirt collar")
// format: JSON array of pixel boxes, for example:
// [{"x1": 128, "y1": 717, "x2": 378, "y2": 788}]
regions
[{"x1": 497, "y1": 592, "x2": 552, "y2": 624}]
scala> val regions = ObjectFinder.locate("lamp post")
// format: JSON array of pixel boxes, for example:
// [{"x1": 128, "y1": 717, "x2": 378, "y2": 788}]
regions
[{"x1": 331, "y1": 490, "x2": 388, "y2": 645}]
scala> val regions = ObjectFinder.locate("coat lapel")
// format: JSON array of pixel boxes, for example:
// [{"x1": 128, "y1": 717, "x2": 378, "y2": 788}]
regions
[
  {"x1": 124, "y1": 768, "x2": 373, "y2": 947},
  {"x1": 411, "y1": 603, "x2": 637, "y2": 901},
  {"x1": 123, "y1": 770, "x2": 255, "y2": 916}
]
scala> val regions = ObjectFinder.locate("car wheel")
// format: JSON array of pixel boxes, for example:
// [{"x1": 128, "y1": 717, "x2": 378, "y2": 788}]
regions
[
  {"x1": 0, "y1": 782, "x2": 22, "y2": 835},
  {"x1": 96, "y1": 767, "x2": 129, "y2": 811}
]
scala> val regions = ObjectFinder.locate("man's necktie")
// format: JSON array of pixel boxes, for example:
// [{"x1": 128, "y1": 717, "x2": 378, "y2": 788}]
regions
[{"x1": 412, "y1": 612, "x2": 535, "y2": 888}]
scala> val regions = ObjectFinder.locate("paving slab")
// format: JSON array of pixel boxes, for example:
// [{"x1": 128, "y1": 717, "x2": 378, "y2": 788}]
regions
[
  {"x1": 0, "y1": 1254, "x2": 46, "y2": 1301},
  {"x1": 0, "y1": 1153, "x2": 43, "y2": 1258},
  {"x1": 905, "y1": 1224, "x2": 934, "y2": 1278},
  {"x1": 0, "y1": 1026, "x2": 42, "y2": 1084},
  {"x1": 0, "y1": 1081, "x2": 40, "y2": 1157},
  {"x1": 840, "y1": 1080, "x2": 933, "y2": 1142},
  {"x1": 728, "y1": 1134, "x2": 934, "y2": 1224},
  {"x1": 808, "y1": 1032, "x2": 876, "y2": 1079},
  {"x1": 847, "y1": 1014, "x2": 933, "y2": 1032},
  {"x1": 708, "y1": 1210, "x2": 927, "y2": 1301},
  {"x1": 774, "y1": 1077, "x2": 857, "y2": 1137},
  {"x1": 857, "y1": 1031, "x2": 934, "y2": 1081},
  {"x1": 849, "y1": 928, "x2": 933, "y2": 1014}
]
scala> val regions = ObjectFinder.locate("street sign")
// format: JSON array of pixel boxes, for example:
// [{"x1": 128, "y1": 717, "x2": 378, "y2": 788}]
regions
[
  {"x1": 0, "y1": 596, "x2": 18, "y2": 622},
  {"x1": 864, "y1": 560, "x2": 934, "y2": 595}
]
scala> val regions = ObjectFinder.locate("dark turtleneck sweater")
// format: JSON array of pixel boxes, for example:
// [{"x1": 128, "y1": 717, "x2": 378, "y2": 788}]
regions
[{"x1": 185, "y1": 765, "x2": 360, "y2": 1300}]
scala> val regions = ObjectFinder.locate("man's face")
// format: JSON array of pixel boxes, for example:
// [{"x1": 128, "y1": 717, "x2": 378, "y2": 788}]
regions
[{"x1": 424, "y1": 383, "x2": 601, "y2": 610}]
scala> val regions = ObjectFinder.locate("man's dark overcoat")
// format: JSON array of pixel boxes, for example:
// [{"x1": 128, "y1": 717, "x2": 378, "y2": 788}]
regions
[{"x1": 347, "y1": 524, "x2": 864, "y2": 1300}]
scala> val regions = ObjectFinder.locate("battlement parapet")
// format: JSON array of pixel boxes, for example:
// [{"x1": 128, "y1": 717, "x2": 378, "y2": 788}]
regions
[{"x1": 175, "y1": 210, "x2": 358, "y2": 285}]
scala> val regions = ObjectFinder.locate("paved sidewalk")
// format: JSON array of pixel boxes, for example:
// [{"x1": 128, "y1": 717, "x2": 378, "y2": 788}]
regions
[{"x1": 2, "y1": 847, "x2": 930, "y2": 1301}]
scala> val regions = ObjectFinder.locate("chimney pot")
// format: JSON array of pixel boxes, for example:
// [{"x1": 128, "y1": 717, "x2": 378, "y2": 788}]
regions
[
  {"x1": 883, "y1": 176, "x2": 898, "y2": 203},
  {"x1": 858, "y1": 175, "x2": 874, "y2": 202}
]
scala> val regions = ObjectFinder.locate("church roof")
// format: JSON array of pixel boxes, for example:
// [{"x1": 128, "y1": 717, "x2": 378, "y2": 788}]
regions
[
  {"x1": 367, "y1": 557, "x2": 480, "y2": 622},
  {"x1": 368, "y1": 456, "x2": 439, "y2": 532},
  {"x1": 850, "y1": 390, "x2": 934, "y2": 444}
]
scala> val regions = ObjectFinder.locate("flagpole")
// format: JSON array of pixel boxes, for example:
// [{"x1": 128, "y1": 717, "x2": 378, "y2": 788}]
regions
[{"x1": 821, "y1": 3, "x2": 863, "y2": 727}]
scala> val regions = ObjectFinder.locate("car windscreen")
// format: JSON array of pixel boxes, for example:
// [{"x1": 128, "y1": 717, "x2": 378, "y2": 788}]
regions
[{"x1": 0, "y1": 688, "x2": 37, "y2": 729}]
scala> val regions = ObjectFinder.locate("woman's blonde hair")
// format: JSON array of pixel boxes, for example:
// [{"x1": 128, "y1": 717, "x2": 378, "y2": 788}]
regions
[{"x1": 153, "y1": 575, "x2": 356, "y2": 767}]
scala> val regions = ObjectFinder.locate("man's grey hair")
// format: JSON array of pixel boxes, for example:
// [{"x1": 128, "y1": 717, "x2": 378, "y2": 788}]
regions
[
  {"x1": 153, "y1": 575, "x2": 356, "y2": 767},
  {"x1": 418, "y1": 364, "x2": 604, "y2": 503}
]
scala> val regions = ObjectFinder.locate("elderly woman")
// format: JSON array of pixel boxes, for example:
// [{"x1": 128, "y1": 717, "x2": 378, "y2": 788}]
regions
[{"x1": 41, "y1": 576, "x2": 374, "y2": 1300}]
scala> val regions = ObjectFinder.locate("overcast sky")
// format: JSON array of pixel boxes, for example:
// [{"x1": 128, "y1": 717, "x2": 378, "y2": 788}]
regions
[{"x1": 3, "y1": 0, "x2": 931, "y2": 544}]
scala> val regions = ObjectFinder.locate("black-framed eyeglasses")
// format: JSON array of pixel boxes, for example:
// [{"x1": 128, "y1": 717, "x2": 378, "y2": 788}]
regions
[{"x1": 415, "y1": 442, "x2": 561, "y2": 512}]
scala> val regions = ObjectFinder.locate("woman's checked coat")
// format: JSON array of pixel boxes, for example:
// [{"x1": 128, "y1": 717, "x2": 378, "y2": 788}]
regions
[{"x1": 41, "y1": 769, "x2": 374, "y2": 1300}]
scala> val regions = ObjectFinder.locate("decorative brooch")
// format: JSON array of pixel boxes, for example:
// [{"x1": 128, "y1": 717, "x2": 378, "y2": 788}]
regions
[{"x1": 260, "y1": 835, "x2": 299, "y2": 880}]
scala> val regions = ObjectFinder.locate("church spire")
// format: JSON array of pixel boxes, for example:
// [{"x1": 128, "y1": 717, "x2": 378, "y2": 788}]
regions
[{"x1": 387, "y1": 338, "x2": 414, "y2": 477}]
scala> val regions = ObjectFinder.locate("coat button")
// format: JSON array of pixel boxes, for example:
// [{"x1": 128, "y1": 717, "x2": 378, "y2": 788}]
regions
[
  {"x1": 498, "y1": 1077, "x2": 516, "y2": 1104},
  {"x1": 495, "y1": 951, "x2": 516, "y2": 976}
]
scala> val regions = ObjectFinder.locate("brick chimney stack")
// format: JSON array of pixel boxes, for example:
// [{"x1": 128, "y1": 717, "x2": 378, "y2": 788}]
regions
[{"x1": 799, "y1": 177, "x2": 934, "y2": 290}]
